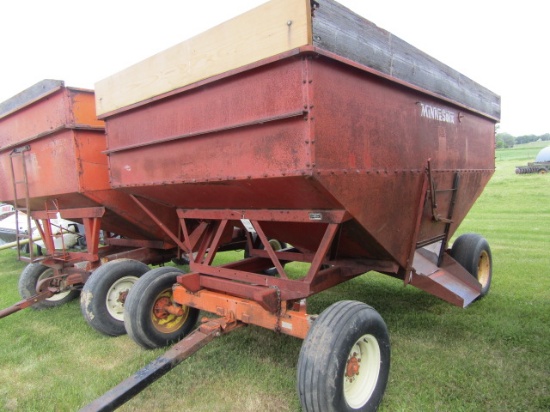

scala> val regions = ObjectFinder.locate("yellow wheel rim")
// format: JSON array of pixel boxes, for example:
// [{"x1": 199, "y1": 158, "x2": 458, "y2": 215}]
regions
[{"x1": 477, "y1": 250, "x2": 491, "y2": 288}]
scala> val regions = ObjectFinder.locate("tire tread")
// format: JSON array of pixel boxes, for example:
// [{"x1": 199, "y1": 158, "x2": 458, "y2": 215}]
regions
[{"x1": 297, "y1": 300, "x2": 390, "y2": 412}]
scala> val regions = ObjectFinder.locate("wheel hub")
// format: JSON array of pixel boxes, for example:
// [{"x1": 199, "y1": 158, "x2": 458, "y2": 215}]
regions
[
  {"x1": 117, "y1": 290, "x2": 129, "y2": 304},
  {"x1": 343, "y1": 334, "x2": 381, "y2": 409},
  {"x1": 38, "y1": 269, "x2": 72, "y2": 302},
  {"x1": 153, "y1": 296, "x2": 171, "y2": 319},
  {"x1": 346, "y1": 353, "x2": 361, "y2": 382},
  {"x1": 151, "y1": 289, "x2": 189, "y2": 333},
  {"x1": 106, "y1": 275, "x2": 139, "y2": 321}
]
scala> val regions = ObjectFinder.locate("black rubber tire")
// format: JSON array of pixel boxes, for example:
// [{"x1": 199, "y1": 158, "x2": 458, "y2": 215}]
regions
[
  {"x1": 124, "y1": 267, "x2": 199, "y2": 349},
  {"x1": 451, "y1": 233, "x2": 493, "y2": 297},
  {"x1": 297, "y1": 301, "x2": 391, "y2": 412},
  {"x1": 18, "y1": 263, "x2": 80, "y2": 309},
  {"x1": 80, "y1": 259, "x2": 150, "y2": 336}
]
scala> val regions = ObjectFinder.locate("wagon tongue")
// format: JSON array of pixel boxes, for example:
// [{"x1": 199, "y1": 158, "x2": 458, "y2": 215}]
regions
[
  {"x1": 0, "y1": 289, "x2": 55, "y2": 319},
  {"x1": 0, "y1": 271, "x2": 67, "y2": 319},
  {"x1": 80, "y1": 316, "x2": 242, "y2": 412}
]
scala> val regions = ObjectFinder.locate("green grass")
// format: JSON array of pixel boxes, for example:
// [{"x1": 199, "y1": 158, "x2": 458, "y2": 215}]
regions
[{"x1": 0, "y1": 142, "x2": 549, "y2": 411}]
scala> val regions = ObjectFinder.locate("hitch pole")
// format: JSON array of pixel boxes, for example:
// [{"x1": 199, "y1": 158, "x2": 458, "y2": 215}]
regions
[
  {"x1": 80, "y1": 318, "x2": 239, "y2": 412},
  {"x1": 0, "y1": 289, "x2": 54, "y2": 319}
]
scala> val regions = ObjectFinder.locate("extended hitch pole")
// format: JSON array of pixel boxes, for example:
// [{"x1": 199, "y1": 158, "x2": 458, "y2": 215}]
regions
[
  {"x1": 80, "y1": 316, "x2": 242, "y2": 412},
  {"x1": 0, "y1": 289, "x2": 54, "y2": 319},
  {"x1": 0, "y1": 274, "x2": 71, "y2": 319}
]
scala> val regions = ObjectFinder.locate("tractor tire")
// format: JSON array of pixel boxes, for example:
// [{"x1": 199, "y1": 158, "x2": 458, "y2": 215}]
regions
[
  {"x1": 124, "y1": 267, "x2": 199, "y2": 349},
  {"x1": 451, "y1": 233, "x2": 493, "y2": 298},
  {"x1": 80, "y1": 259, "x2": 150, "y2": 336},
  {"x1": 297, "y1": 300, "x2": 391, "y2": 412},
  {"x1": 18, "y1": 263, "x2": 79, "y2": 309}
]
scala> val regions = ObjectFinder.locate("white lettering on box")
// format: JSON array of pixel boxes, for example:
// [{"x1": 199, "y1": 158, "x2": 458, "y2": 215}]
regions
[{"x1": 419, "y1": 103, "x2": 455, "y2": 124}]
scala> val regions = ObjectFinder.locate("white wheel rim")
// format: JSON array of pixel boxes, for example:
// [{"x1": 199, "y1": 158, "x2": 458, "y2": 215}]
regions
[
  {"x1": 38, "y1": 269, "x2": 71, "y2": 302},
  {"x1": 105, "y1": 276, "x2": 138, "y2": 321},
  {"x1": 343, "y1": 333, "x2": 381, "y2": 409}
]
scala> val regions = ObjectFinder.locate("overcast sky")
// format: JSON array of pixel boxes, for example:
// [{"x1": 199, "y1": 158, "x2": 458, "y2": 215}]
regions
[{"x1": 0, "y1": 0, "x2": 548, "y2": 136}]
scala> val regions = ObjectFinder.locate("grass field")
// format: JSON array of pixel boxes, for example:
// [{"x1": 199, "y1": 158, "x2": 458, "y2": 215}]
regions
[{"x1": 0, "y1": 142, "x2": 548, "y2": 411}]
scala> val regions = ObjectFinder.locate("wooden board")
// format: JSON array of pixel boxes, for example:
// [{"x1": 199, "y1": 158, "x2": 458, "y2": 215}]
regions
[
  {"x1": 312, "y1": 0, "x2": 500, "y2": 120},
  {"x1": 95, "y1": 0, "x2": 312, "y2": 116},
  {"x1": 95, "y1": 0, "x2": 499, "y2": 121}
]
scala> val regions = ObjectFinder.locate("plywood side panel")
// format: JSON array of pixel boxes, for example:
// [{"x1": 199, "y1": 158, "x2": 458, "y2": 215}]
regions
[{"x1": 95, "y1": 0, "x2": 312, "y2": 116}]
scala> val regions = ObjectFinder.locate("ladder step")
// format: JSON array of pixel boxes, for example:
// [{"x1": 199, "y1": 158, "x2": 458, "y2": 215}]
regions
[{"x1": 9, "y1": 147, "x2": 36, "y2": 263}]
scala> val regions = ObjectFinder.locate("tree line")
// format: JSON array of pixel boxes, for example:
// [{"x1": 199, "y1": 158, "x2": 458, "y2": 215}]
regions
[{"x1": 496, "y1": 133, "x2": 550, "y2": 149}]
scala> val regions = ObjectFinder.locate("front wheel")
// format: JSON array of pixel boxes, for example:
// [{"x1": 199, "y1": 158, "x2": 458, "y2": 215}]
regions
[
  {"x1": 297, "y1": 300, "x2": 391, "y2": 412},
  {"x1": 451, "y1": 233, "x2": 492, "y2": 298},
  {"x1": 80, "y1": 259, "x2": 150, "y2": 336},
  {"x1": 18, "y1": 263, "x2": 79, "y2": 309},
  {"x1": 124, "y1": 267, "x2": 199, "y2": 349}
]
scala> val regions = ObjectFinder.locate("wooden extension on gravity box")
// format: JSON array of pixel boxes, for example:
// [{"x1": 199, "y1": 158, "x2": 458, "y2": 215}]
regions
[{"x1": 94, "y1": 0, "x2": 499, "y2": 120}]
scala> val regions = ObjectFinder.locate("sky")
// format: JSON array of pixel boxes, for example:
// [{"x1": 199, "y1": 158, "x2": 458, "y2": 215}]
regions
[{"x1": 0, "y1": 0, "x2": 548, "y2": 136}]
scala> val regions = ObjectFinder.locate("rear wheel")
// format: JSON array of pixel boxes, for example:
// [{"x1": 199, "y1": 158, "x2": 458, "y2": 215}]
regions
[
  {"x1": 244, "y1": 234, "x2": 287, "y2": 258},
  {"x1": 451, "y1": 233, "x2": 492, "y2": 297},
  {"x1": 124, "y1": 267, "x2": 199, "y2": 349},
  {"x1": 18, "y1": 263, "x2": 79, "y2": 309},
  {"x1": 297, "y1": 300, "x2": 390, "y2": 412},
  {"x1": 80, "y1": 259, "x2": 150, "y2": 336},
  {"x1": 244, "y1": 236, "x2": 287, "y2": 276}
]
